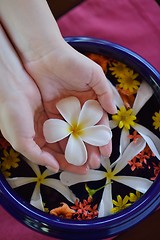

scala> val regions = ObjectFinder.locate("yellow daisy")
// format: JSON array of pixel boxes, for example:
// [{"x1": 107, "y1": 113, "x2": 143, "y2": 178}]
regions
[
  {"x1": 1, "y1": 148, "x2": 20, "y2": 170},
  {"x1": 152, "y1": 111, "x2": 160, "y2": 131},
  {"x1": 117, "y1": 70, "x2": 140, "y2": 93},
  {"x1": 109, "y1": 61, "x2": 129, "y2": 78},
  {"x1": 111, "y1": 195, "x2": 131, "y2": 213},
  {"x1": 112, "y1": 106, "x2": 137, "y2": 130}
]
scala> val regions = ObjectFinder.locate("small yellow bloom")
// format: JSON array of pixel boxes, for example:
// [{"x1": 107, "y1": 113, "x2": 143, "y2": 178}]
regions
[
  {"x1": 1, "y1": 148, "x2": 20, "y2": 170},
  {"x1": 0, "y1": 165, "x2": 11, "y2": 178},
  {"x1": 109, "y1": 61, "x2": 129, "y2": 78},
  {"x1": 152, "y1": 111, "x2": 160, "y2": 131},
  {"x1": 112, "y1": 106, "x2": 136, "y2": 130},
  {"x1": 117, "y1": 70, "x2": 140, "y2": 93},
  {"x1": 111, "y1": 195, "x2": 131, "y2": 213},
  {"x1": 129, "y1": 191, "x2": 141, "y2": 202}
]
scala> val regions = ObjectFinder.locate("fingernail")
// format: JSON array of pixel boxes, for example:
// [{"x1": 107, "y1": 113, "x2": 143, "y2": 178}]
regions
[{"x1": 46, "y1": 165, "x2": 59, "y2": 173}]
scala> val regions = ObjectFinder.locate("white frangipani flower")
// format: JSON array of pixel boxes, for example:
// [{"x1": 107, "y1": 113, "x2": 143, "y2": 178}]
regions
[
  {"x1": 110, "y1": 81, "x2": 160, "y2": 159},
  {"x1": 43, "y1": 96, "x2": 112, "y2": 166},
  {"x1": 7, "y1": 158, "x2": 76, "y2": 211},
  {"x1": 60, "y1": 138, "x2": 153, "y2": 217}
]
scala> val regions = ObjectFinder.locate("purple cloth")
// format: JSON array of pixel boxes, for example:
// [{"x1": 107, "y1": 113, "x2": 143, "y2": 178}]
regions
[
  {"x1": 58, "y1": 0, "x2": 160, "y2": 72},
  {"x1": 1, "y1": 0, "x2": 160, "y2": 239}
]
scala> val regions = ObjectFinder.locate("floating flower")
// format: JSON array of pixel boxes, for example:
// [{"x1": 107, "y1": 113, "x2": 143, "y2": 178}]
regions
[
  {"x1": 43, "y1": 96, "x2": 112, "y2": 166},
  {"x1": 109, "y1": 61, "x2": 129, "y2": 78},
  {"x1": 150, "y1": 162, "x2": 160, "y2": 180},
  {"x1": 86, "y1": 53, "x2": 109, "y2": 73},
  {"x1": 128, "y1": 191, "x2": 141, "y2": 202},
  {"x1": 71, "y1": 197, "x2": 98, "y2": 220},
  {"x1": 117, "y1": 70, "x2": 140, "y2": 93},
  {"x1": 111, "y1": 195, "x2": 131, "y2": 213},
  {"x1": 112, "y1": 106, "x2": 136, "y2": 130},
  {"x1": 128, "y1": 156, "x2": 143, "y2": 171},
  {"x1": 0, "y1": 165, "x2": 11, "y2": 178},
  {"x1": 152, "y1": 111, "x2": 160, "y2": 131},
  {"x1": 50, "y1": 202, "x2": 75, "y2": 219},
  {"x1": 128, "y1": 130, "x2": 142, "y2": 143},
  {"x1": 7, "y1": 158, "x2": 76, "y2": 211},
  {"x1": 1, "y1": 148, "x2": 20, "y2": 170},
  {"x1": 60, "y1": 138, "x2": 153, "y2": 217},
  {"x1": 110, "y1": 80, "x2": 160, "y2": 160}
]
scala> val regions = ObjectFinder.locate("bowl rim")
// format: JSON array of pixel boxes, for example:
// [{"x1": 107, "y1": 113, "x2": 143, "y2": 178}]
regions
[{"x1": 0, "y1": 36, "x2": 160, "y2": 238}]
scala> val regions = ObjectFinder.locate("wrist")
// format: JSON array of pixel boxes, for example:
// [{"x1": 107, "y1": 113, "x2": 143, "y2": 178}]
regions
[{"x1": 0, "y1": 0, "x2": 65, "y2": 62}]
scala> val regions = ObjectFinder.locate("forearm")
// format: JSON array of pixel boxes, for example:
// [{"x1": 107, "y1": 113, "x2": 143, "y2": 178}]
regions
[
  {"x1": 0, "y1": 0, "x2": 64, "y2": 62},
  {"x1": 0, "y1": 25, "x2": 24, "y2": 99}
]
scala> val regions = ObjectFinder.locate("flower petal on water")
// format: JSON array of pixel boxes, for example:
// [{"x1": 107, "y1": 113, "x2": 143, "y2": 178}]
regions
[
  {"x1": 98, "y1": 182, "x2": 113, "y2": 217},
  {"x1": 81, "y1": 125, "x2": 112, "y2": 146},
  {"x1": 65, "y1": 135, "x2": 87, "y2": 166},
  {"x1": 113, "y1": 176, "x2": 153, "y2": 193},
  {"x1": 133, "y1": 123, "x2": 160, "y2": 160},
  {"x1": 56, "y1": 96, "x2": 81, "y2": 125},
  {"x1": 109, "y1": 81, "x2": 124, "y2": 108},
  {"x1": 78, "y1": 100, "x2": 103, "y2": 127},
  {"x1": 43, "y1": 119, "x2": 70, "y2": 143},
  {"x1": 43, "y1": 178, "x2": 76, "y2": 203},
  {"x1": 113, "y1": 138, "x2": 146, "y2": 174},
  {"x1": 30, "y1": 183, "x2": 44, "y2": 211},
  {"x1": 7, "y1": 177, "x2": 37, "y2": 188},
  {"x1": 60, "y1": 169, "x2": 105, "y2": 186},
  {"x1": 133, "y1": 81, "x2": 153, "y2": 115}
]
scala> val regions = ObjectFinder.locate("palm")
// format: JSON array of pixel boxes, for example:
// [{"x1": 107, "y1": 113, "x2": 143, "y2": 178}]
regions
[{"x1": 25, "y1": 45, "x2": 114, "y2": 171}]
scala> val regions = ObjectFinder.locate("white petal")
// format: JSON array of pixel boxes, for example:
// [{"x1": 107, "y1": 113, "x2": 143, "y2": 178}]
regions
[
  {"x1": 60, "y1": 169, "x2": 105, "y2": 186},
  {"x1": 24, "y1": 157, "x2": 41, "y2": 176},
  {"x1": 30, "y1": 183, "x2": 44, "y2": 211},
  {"x1": 65, "y1": 135, "x2": 87, "y2": 166},
  {"x1": 133, "y1": 81, "x2": 153, "y2": 115},
  {"x1": 108, "y1": 81, "x2": 124, "y2": 108},
  {"x1": 98, "y1": 181, "x2": 113, "y2": 217},
  {"x1": 109, "y1": 120, "x2": 117, "y2": 129},
  {"x1": 81, "y1": 125, "x2": 112, "y2": 146},
  {"x1": 78, "y1": 100, "x2": 103, "y2": 127},
  {"x1": 113, "y1": 176, "x2": 153, "y2": 193},
  {"x1": 113, "y1": 138, "x2": 146, "y2": 175},
  {"x1": 43, "y1": 119, "x2": 70, "y2": 143},
  {"x1": 7, "y1": 177, "x2": 37, "y2": 188},
  {"x1": 134, "y1": 123, "x2": 160, "y2": 159},
  {"x1": 43, "y1": 178, "x2": 77, "y2": 203},
  {"x1": 101, "y1": 156, "x2": 111, "y2": 172},
  {"x1": 120, "y1": 128, "x2": 130, "y2": 155},
  {"x1": 42, "y1": 168, "x2": 56, "y2": 178},
  {"x1": 56, "y1": 96, "x2": 81, "y2": 125}
]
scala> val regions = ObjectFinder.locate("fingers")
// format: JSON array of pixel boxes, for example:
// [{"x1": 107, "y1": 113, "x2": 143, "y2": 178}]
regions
[
  {"x1": 12, "y1": 138, "x2": 60, "y2": 172},
  {"x1": 53, "y1": 152, "x2": 89, "y2": 174},
  {"x1": 89, "y1": 64, "x2": 117, "y2": 114},
  {"x1": 86, "y1": 144, "x2": 101, "y2": 169},
  {"x1": 98, "y1": 110, "x2": 112, "y2": 157}
]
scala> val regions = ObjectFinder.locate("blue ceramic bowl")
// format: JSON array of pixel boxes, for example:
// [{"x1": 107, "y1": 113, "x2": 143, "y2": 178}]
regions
[{"x1": 0, "y1": 37, "x2": 160, "y2": 240}]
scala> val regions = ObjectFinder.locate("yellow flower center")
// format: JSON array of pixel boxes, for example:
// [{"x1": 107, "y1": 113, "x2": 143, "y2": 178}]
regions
[
  {"x1": 106, "y1": 170, "x2": 114, "y2": 180},
  {"x1": 112, "y1": 106, "x2": 136, "y2": 130},
  {"x1": 37, "y1": 174, "x2": 45, "y2": 184},
  {"x1": 69, "y1": 123, "x2": 83, "y2": 137}
]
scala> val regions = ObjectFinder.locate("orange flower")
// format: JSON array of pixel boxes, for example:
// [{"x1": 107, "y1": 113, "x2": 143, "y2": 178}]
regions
[
  {"x1": 117, "y1": 86, "x2": 135, "y2": 109},
  {"x1": 128, "y1": 130, "x2": 142, "y2": 143},
  {"x1": 71, "y1": 197, "x2": 98, "y2": 220},
  {"x1": 50, "y1": 203, "x2": 75, "y2": 219},
  {"x1": 86, "y1": 53, "x2": 109, "y2": 73}
]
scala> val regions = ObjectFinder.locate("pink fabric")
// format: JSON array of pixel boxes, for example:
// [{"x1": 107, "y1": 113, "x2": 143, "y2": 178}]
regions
[
  {"x1": 58, "y1": 0, "x2": 160, "y2": 72},
  {"x1": 0, "y1": 0, "x2": 160, "y2": 239}
]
